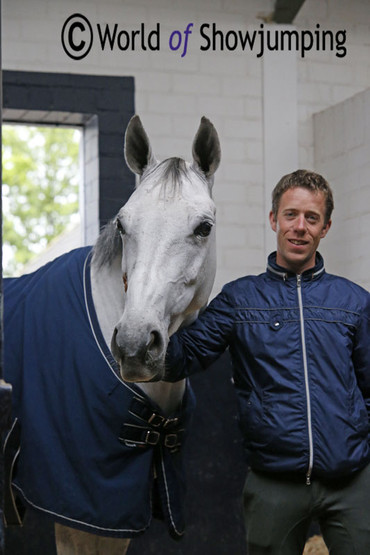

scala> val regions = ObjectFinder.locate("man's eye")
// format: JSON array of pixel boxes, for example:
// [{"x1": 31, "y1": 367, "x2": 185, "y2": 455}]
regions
[
  {"x1": 307, "y1": 215, "x2": 319, "y2": 223},
  {"x1": 194, "y1": 221, "x2": 213, "y2": 238},
  {"x1": 116, "y1": 219, "x2": 125, "y2": 235}
]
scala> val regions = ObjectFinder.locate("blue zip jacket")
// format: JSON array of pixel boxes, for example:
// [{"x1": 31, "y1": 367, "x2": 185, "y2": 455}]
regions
[{"x1": 166, "y1": 252, "x2": 370, "y2": 481}]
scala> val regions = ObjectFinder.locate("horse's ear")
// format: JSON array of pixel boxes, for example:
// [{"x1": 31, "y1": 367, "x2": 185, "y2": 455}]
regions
[
  {"x1": 124, "y1": 115, "x2": 157, "y2": 176},
  {"x1": 192, "y1": 117, "x2": 221, "y2": 180}
]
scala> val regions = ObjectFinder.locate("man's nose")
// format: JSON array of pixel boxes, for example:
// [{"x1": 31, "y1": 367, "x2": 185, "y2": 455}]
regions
[{"x1": 294, "y1": 214, "x2": 306, "y2": 232}]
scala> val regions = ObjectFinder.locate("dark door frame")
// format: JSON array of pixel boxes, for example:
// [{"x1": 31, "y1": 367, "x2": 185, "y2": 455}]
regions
[{"x1": 2, "y1": 71, "x2": 135, "y2": 230}]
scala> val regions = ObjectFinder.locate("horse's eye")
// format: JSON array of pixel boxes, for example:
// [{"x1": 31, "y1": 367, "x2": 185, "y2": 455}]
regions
[
  {"x1": 194, "y1": 221, "x2": 212, "y2": 238},
  {"x1": 116, "y1": 219, "x2": 125, "y2": 235}
]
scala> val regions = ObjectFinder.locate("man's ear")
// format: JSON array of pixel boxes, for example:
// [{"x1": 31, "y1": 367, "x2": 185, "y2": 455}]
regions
[
  {"x1": 320, "y1": 219, "x2": 332, "y2": 238},
  {"x1": 269, "y1": 211, "x2": 277, "y2": 232}
]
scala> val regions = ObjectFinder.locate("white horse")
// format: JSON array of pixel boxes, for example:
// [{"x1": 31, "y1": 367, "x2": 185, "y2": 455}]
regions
[{"x1": 4, "y1": 115, "x2": 221, "y2": 555}]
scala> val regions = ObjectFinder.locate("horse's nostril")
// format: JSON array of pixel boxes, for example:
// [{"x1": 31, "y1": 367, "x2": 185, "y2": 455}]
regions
[
  {"x1": 111, "y1": 327, "x2": 122, "y2": 360},
  {"x1": 111, "y1": 327, "x2": 118, "y2": 346},
  {"x1": 147, "y1": 330, "x2": 163, "y2": 357}
]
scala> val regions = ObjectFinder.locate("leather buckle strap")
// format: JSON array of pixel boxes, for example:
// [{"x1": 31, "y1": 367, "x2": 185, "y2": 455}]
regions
[
  {"x1": 119, "y1": 423, "x2": 185, "y2": 453},
  {"x1": 164, "y1": 433, "x2": 181, "y2": 449},
  {"x1": 130, "y1": 396, "x2": 181, "y2": 429},
  {"x1": 148, "y1": 413, "x2": 166, "y2": 427},
  {"x1": 121, "y1": 396, "x2": 186, "y2": 452},
  {"x1": 145, "y1": 429, "x2": 161, "y2": 446},
  {"x1": 163, "y1": 417, "x2": 179, "y2": 428},
  {"x1": 149, "y1": 414, "x2": 180, "y2": 428}
]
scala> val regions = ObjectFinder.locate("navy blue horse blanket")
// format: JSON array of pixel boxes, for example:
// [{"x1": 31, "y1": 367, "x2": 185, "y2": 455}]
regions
[{"x1": 3, "y1": 247, "x2": 195, "y2": 539}]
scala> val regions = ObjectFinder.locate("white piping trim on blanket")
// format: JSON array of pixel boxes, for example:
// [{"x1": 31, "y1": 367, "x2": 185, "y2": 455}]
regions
[
  {"x1": 82, "y1": 254, "x2": 141, "y2": 398},
  {"x1": 12, "y1": 483, "x2": 151, "y2": 536},
  {"x1": 3, "y1": 419, "x2": 23, "y2": 526},
  {"x1": 159, "y1": 448, "x2": 185, "y2": 537}
]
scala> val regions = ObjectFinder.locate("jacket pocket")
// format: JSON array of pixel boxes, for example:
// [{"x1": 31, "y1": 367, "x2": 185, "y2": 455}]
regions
[
  {"x1": 237, "y1": 390, "x2": 266, "y2": 446},
  {"x1": 349, "y1": 387, "x2": 369, "y2": 437}
]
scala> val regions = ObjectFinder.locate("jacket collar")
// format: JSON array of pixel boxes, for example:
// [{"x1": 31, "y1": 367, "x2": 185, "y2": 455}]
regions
[{"x1": 266, "y1": 251, "x2": 325, "y2": 282}]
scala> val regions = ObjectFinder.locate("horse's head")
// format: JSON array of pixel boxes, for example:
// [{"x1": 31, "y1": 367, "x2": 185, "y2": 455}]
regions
[{"x1": 94, "y1": 115, "x2": 220, "y2": 383}]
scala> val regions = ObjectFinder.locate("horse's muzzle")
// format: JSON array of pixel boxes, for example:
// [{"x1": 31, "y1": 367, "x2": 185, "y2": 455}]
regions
[{"x1": 111, "y1": 325, "x2": 166, "y2": 382}]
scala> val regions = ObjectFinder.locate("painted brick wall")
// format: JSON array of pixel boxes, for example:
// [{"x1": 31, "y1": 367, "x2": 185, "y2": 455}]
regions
[
  {"x1": 295, "y1": 0, "x2": 370, "y2": 170},
  {"x1": 314, "y1": 88, "x2": 370, "y2": 290},
  {"x1": 3, "y1": 0, "x2": 370, "y2": 295}
]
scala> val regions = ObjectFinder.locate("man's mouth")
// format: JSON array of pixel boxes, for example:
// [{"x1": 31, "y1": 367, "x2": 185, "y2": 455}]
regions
[{"x1": 289, "y1": 239, "x2": 308, "y2": 246}]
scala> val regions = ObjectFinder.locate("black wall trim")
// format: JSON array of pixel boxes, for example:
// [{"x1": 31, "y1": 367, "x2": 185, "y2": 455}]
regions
[{"x1": 2, "y1": 71, "x2": 135, "y2": 227}]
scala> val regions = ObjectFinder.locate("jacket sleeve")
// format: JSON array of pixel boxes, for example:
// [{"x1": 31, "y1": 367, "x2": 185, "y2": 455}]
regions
[
  {"x1": 352, "y1": 292, "x2": 370, "y2": 423},
  {"x1": 164, "y1": 286, "x2": 235, "y2": 382}
]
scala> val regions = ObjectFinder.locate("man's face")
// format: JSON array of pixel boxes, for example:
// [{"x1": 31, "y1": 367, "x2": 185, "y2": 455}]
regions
[{"x1": 269, "y1": 187, "x2": 331, "y2": 274}]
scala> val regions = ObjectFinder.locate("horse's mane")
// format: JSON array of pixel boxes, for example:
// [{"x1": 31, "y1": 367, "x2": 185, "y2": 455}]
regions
[
  {"x1": 93, "y1": 157, "x2": 202, "y2": 269},
  {"x1": 92, "y1": 220, "x2": 122, "y2": 269}
]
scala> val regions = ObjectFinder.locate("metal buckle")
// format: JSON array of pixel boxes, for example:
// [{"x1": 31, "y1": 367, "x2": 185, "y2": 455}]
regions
[
  {"x1": 145, "y1": 430, "x2": 160, "y2": 445},
  {"x1": 163, "y1": 417, "x2": 179, "y2": 428},
  {"x1": 148, "y1": 413, "x2": 165, "y2": 427},
  {"x1": 164, "y1": 433, "x2": 179, "y2": 449}
]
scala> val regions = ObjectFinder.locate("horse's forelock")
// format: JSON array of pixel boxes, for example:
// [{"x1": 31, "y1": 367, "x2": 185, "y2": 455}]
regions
[
  {"x1": 161, "y1": 157, "x2": 187, "y2": 188},
  {"x1": 142, "y1": 157, "x2": 196, "y2": 197}
]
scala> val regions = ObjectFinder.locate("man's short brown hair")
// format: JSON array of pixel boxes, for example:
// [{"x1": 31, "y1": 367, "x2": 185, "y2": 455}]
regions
[{"x1": 271, "y1": 170, "x2": 334, "y2": 225}]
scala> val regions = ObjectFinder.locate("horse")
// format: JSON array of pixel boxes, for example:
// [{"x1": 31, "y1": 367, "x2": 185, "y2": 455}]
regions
[{"x1": 3, "y1": 115, "x2": 221, "y2": 554}]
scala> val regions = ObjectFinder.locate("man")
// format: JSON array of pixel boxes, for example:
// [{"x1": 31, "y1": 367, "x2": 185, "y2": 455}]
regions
[{"x1": 165, "y1": 170, "x2": 370, "y2": 554}]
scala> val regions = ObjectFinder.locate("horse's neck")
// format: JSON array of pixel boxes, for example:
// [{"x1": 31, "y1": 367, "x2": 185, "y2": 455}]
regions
[
  {"x1": 136, "y1": 381, "x2": 186, "y2": 416},
  {"x1": 90, "y1": 257, "x2": 186, "y2": 415}
]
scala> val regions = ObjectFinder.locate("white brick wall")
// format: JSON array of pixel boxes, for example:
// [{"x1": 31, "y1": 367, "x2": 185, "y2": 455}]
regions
[
  {"x1": 314, "y1": 88, "x2": 370, "y2": 290},
  {"x1": 295, "y1": 0, "x2": 370, "y2": 172},
  {"x1": 3, "y1": 0, "x2": 370, "y2": 294}
]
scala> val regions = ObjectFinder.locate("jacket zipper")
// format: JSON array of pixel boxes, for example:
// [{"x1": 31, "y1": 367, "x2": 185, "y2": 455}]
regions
[{"x1": 297, "y1": 274, "x2": 313, "y2": 485}]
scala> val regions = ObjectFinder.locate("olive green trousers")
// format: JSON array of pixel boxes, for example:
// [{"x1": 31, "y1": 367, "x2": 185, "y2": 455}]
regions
[{"x1": 243, "y1": 464, "x2": 370, "y2": 554}]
